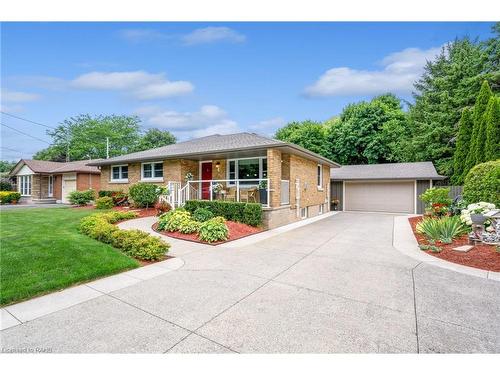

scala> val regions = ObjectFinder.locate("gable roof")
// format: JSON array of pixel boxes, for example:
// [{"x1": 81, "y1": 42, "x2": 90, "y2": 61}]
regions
[
  {"x1": 10, "y1": 159, "x2": 101, "y2": 176},
  {"x1": 330, "y1": 162, "x2": 446, "y2": 180},
  {"x1": 87, "y1": 132, "x2": 339, "y2": 167}
]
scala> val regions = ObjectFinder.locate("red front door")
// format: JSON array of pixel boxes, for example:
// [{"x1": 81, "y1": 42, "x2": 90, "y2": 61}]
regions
[{"x1": 201, "y1": 162, "x2": 212, "y2": 199}]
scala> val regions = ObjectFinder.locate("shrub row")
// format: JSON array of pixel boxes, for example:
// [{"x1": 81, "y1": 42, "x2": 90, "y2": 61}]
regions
[
  {"x1": 96, "y1": 196, "x2": 115, "y2": 209},
  {"x1": 0, "y1": 191, "x2": 21, "y2": 204},
  {"x1": 79, "y1": 211, "x2": 170, "y2": 260},
  {"x1": 183, "y1": 200, "x2": 263, "y2": 227}
]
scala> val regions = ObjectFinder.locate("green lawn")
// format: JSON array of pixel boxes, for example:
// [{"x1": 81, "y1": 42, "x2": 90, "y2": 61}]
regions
[{"x1": 0, "y1": 207, "x2": 139, "y2": 306}]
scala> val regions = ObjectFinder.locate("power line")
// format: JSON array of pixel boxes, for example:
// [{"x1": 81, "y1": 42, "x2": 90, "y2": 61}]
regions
[
  {"x1": 1, "y1": 146, "x2": 25, "y2": 154},
  {"x1": 0, "y1": 111, "x2": 56, "y2": 129},
  {"x1": 1, "y1": 122, "x2": 52, "y2": 144}
]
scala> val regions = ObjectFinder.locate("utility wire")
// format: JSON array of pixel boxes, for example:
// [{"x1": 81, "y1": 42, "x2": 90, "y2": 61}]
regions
[
  {"x1": 1, "y1": 146, "x2": 25, "y2": 154},
  {"x1": 0, "y1": 111, "x2": 56, "y2": 129},
  {"x1": 1, "y1": 122, "x2": 52, "y2": 144}
]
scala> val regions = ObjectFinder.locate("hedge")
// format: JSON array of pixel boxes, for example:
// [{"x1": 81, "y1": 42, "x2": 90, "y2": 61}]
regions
[
  {"x1": 463, "y1": 159, "x2": 500, "y2": 206},
  {"x1": 0, "y1": 191, "x2": 21, "y2": 204},
  {"x1": 95, "y1": 196, "x2": 114, "y2": 209},
  {"x1": 68, "y1": 189, "x2": 95, "y2": 206},
  {"x1": 79, "y1": 211, "x2": 170, "y2": 260},
  {"x1": 183, "y1": 200, "x2": 263, "y2": 226},
  {"x1": 129, "y1": 182, "x2": 158, "y2": 208}
]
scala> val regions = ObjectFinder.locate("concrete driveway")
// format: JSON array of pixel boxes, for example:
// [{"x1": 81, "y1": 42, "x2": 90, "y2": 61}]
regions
[{"x1": 1, "y1": 212, "x2": 499, "y2": 353}]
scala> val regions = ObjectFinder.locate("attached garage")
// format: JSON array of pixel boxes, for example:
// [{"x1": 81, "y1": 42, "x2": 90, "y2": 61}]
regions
[{"x1": 330, "y1": 162, "x2": 446, "y2": 214}]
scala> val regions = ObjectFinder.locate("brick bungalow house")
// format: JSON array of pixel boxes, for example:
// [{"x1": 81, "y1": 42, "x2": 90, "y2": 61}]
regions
[
  {"x1": 88, "y1": 133, "x2": 339, "y2": 228},
  {"x1": 9, "y1": 159, "x2": 101, "y2": 204}
]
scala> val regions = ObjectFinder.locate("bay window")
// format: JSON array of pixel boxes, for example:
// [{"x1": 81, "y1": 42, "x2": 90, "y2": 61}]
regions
[
  {"x1": 111, "y1": 165, "x2": 128, "y2": 182},
  {"x1": 141, "y1": 161, "x2": 163, "y2": 180},
  {"x1": 18, "y1": 175, "x2": 32, "y2": 196}
]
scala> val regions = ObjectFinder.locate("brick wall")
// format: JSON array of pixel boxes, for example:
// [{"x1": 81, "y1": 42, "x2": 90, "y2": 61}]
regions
[
  {"x1": 266, "y1": 148, "x2": 282, "y2": 208},
  {"x1": 76, "y1": 173, "x2": 100, "y2": 192},
  {"x1": 288, "y1": 154, "x2": 330, "y2": 210},
  {"x1": 99, "y1": 159, "x2": 199, "y2": 192}
]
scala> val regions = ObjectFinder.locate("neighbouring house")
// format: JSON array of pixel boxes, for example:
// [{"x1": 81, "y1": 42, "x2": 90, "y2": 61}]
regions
[
  {"x1": 330, "y1": 162, "x2": 446, "y2": 214},
  {"x1": 9, "y1": 159, "x2": 101, "y2": 204},
  {"x1": 88, "y1": 133, "x2": 339, "y2": 228}
]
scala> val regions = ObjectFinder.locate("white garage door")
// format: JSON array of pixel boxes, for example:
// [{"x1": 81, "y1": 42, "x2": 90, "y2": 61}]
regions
[
  {"x1": 345, "y1": 181, "x2": 415, "y2": 213},
  {"x1": 62, "y1": 173, "x2": 77, "y2": 204}
]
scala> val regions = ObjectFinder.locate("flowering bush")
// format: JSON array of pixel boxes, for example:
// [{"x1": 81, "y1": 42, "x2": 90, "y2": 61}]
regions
[
  {"x1": 460, "y1": 202, "x2": 496, "y2": 226},
  {"x1": 420, "y1": 187, "x2": 452, "y2": 217}
]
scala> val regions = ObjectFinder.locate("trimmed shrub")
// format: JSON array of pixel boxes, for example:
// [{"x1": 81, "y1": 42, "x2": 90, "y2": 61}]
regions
[
  {"x1": 419, "y1": 187, "x2": 452, "y2": 217},
  {"x1": 192, "y1": 207, "x2": 214, "y2": 222},
  {"x1": 242, "y1": 203, "x2": 263, "y2": 227},
  {"x1": 68, "y1": 189, "x2": 95, "y2": 206},
  {"x1": 198, "y1": 216, "x2": 229, "y2": 243},
  {"x1": 111, "y1": 229, "x2": 169, "y2": 261},
  {"x1": 129, "y1": 182, "x2": 159, "y2": 208},
  {"x1": 157, "y1": 209, "x2": 191, "y2": 232},
  {"x1": 95, "y1": 196, "x2": 114, "y2": 209},
  {"x1": 79, "y1": 211, "x2": 169, "y2": 260},
  {"x1": 178, "y1": 219, "x2": 200, "y2": 234},
  {"x1": 463, "y1": 160, "x2": 500, "y2": 206},
  {"x1": 184, "y1": 200, "x2": 262, "y2": 226},
  {"x1": 0, "y1": 191, "x2": 21, "y2": 204}
]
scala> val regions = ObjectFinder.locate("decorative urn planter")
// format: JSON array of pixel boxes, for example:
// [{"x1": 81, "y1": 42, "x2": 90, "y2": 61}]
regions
[{"x1": 470, "y1": 213, "x2": 485, "y2": 225}]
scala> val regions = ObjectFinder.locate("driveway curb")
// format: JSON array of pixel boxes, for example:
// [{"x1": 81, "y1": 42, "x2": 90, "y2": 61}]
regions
[{"x1": 393, "y1": 215, "x2": 500, "y2": 281}]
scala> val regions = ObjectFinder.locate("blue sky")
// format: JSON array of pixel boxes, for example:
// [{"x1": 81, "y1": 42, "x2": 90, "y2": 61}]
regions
[{"x1": 1, "y1": 22, "x2": 496, "y2": 161}]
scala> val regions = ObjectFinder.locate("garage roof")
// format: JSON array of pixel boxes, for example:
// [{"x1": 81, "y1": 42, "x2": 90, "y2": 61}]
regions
[{"x1": 330, "y1": 162, "x2": 446, "y2": 180}]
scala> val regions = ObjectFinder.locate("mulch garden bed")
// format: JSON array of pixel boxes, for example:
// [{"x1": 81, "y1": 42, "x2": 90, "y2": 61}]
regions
[
  {"x1": 152, "y1": 220, "x2": 263, "y2": 245},
  {"x1": 408, "y1": 216, "x2": 500, "y2": 272}
]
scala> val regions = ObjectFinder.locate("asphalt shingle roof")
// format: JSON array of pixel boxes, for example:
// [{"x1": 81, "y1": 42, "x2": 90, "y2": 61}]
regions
[
  {"x1": 87, "y1": 132, "x2": 337, "y2": 166},
  {"x1": 330, "y1": 162, "x2": 445, "y2": 180},
  {"x1": 12, "y1": 159, "x2": 100, "y2": 175}
]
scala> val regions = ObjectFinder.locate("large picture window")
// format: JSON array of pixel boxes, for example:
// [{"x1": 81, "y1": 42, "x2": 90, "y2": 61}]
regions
[
  {"x1": 142, "y1": 161, "x2": 163, "y2": 180},
  {"x1": 227, "y1": 157, "x2": 267, "y2": 185},
  {"x1": 111, "y1": 165, "x2": 128, "y2": 182},
  {"x1": 18, "y1": 175, "x2": 32, "y2": 196}
]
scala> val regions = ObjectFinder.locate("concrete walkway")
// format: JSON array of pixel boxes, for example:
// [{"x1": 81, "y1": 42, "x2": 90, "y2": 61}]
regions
[{"x1": 1, "y1": 212, "x2": 499, "y2": 353}]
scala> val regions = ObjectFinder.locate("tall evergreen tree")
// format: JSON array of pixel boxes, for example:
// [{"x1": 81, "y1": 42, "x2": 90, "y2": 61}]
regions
[
  {"x1": 406, "y1": 38, "x2": 489, "y2": 176},
  {"x1": 466, "y1": 80, "x2": 493, "y2": 171},
  {"x1": 484, "y1": 97, "x2": 500, "y2": 162},
  {"x1": 452, "y1": 108, "x2": 473, "y2": 184}
]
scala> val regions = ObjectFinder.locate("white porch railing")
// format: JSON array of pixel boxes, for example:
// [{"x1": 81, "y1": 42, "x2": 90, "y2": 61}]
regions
[
  {"x1": 164, "y1": 178, "x2": 271, "y2": 208},
  {"x1": 280, "y1": 180, "x2": 290, "y2": 205},
  {"x1": 187, "y1": 178, "x2": 270, "y2": 207}
]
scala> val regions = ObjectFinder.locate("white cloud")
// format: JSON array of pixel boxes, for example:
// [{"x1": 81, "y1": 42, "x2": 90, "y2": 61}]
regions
[
  {"x1": 304, "y1": 46, "x2": 442, "y2": 97},
  {"x1": 136, "y1": 104, "x2": 241, "y2": 140},
  {"x1": 182, "y1": 27, "x2": 246, "y2": 45},
  {"x1": 118, "y1": 29, "x2": 171, "y2": 43},
  {"x1": 248, "y1": 117, "x2": 286, "y2": 136},
  {"x1": 1, "y1": 89, "x2": 40, "y2": 103},
  {"x1": 71, "y1": 71, "x2": 194, "y2": 99}
]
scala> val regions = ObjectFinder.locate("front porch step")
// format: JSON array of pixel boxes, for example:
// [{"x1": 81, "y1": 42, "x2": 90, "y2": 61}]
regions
[{"x1": 31, "y1": 198, "x2": 58, "y2": 204}]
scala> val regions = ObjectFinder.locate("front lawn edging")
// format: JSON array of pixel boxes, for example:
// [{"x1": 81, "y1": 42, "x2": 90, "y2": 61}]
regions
[{"x1": 79, "y1": 211, "x2": 170, "y2": 261}]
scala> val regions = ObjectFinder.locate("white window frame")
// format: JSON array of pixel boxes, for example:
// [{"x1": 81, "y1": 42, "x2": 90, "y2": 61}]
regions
[
  {"x1": 18, "y1": 175, "x2": 32, "y2": 196},
  {"x1": 110, "y1": 164, "x2": 129, "y2": 183},
  {"x1": 141, "y1": 161, "x2": 164, "y2": 182},
  {"x1": 48, "y1": 175, "x2": 54, "y2": 197},
  {"x1": 317, "y1": 164, "x2": 323, "y2": 190},
  {"x1": 226, "y1": 157, "x2": 267, "y2": 186}
]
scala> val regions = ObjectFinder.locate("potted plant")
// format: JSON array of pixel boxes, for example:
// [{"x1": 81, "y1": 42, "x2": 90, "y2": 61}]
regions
[
  {"x1": 185, "y1": 172, "x2": 193, "y2": 182},
  {"x1": 258, "y1": 180, "x2": 268, "y2": 205},
  {"x1": 212, "y1": 182, "x2": 223, "y2": 199},
  {"x1": 331, "y1": 198, "x2": 340, "y2": 211}
]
